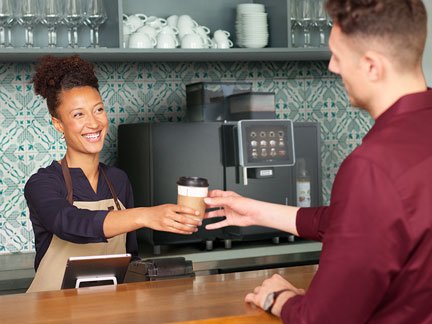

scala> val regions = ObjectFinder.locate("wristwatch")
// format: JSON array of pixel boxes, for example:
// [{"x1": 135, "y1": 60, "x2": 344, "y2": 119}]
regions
[{"x1": 263, "y1": 288, "x2": 292, "y2": 313}]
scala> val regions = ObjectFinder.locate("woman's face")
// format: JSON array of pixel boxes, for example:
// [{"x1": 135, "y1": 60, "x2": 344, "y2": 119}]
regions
[{"x1": 52, "y1": 86, "x2": 108, "y2": 157}]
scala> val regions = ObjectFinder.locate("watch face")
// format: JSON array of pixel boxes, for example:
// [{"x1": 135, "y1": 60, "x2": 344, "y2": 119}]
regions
[{"x1": 263, "y1": 292, "x2": 275, "y2": 311}]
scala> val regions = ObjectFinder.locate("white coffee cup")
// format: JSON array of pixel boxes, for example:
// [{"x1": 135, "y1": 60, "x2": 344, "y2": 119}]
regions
[
  {"x1": 215, "y1": 39, "x2": 233, "y2": 49},
  {"x1": 214, "y1": 29, "x2": 231, "y2": 42},
  {"x1": 167, "y1": 15, "x2": 179, "y2": 27},
  {"x1": 129, "y1": 32, "x2": 157, "y2": 48},
  {"x1": 194, "y1": 25, "x2": 210, "y2": 38},
  {"x1": 156, "y1": 33, "x2": 179, "y2": 48},
  {"x1": 200, "y1": 35, "x2": 213, "y2": 48},
  {"x1": 178, "y1": 26, "x2": 195, "y2": 39},
  {"x1": 181, "y1": 33, "x2": 204, "y2": 49},
  {"x1": 158, "y1": 25, "x2": 179, "y2": 36},
  {"x1": 177, "y1": 15, "x2": 198, "y2": 30},
  {"x1": 135, "y1": 25, "x2": 158, "y2": 39},
  {"x1": 123, "y1": 13, "x2": 147, "y2": 33},
  {"x1": 145, "y1": 16, "x2": 168, "y2": 29}
]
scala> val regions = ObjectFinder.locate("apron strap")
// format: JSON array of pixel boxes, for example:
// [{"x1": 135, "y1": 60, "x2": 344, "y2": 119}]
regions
[
  {"x1": 100, "y1": 166, "x2": 122, "y2": 211},
  {"x1": 61, "y1": 158, "x2": 74, "y2": 204},
  {"x1": 60, "y1": 158, "x2": 122, "y2": 211}
]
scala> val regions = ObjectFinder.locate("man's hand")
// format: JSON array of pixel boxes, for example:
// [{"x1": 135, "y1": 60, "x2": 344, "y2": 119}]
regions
[{"x1": 244, "y1": 274, "x2": 305, "y2": 317}]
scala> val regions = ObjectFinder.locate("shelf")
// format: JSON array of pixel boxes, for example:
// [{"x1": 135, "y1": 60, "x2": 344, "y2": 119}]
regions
[
  {"x1": 0, "y1": 47, "x2": 330, "y2": 63},
  {"x1": 0, "y1": 0, "x2": 331, "y2": 63}
]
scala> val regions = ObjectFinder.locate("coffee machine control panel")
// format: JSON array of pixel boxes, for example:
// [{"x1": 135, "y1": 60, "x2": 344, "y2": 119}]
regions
[{"x1": 236, "y1": 120, "x2": 295, "y2": 167}]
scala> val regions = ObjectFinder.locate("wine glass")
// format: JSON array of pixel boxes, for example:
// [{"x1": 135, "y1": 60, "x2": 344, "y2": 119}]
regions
[
  {"x1": 64, "y1": 0, "x2": 84, "y2": 48},
  {"x1": 295, "y1": 0, "x2": 313, "y2": 47},
  {"x1": 16, "y1": 0, "x2": 40, "y2": 47},
  {"x1": 40, "y1": 0, "x2": 64, "y2": 47},
  {"x1": 0, "y1": 0, "x2": 13, "y2": 47},
  {"x1": 85, "y1": 0, "x2": 107, "y2": 48},
  {"x1": 289, "y1": 0, "x2": 300, "y2": 47},
  {"x1": 312, "y1": 0, "x2": 328, "y2": 47}
]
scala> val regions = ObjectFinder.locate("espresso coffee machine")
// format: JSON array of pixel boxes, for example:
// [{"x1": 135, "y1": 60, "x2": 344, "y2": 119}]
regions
[{"x1": 117, "y1": 120, "x2": 322, "y2": 254}]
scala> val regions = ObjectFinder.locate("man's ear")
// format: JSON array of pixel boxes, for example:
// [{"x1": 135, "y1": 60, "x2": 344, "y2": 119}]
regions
[
  {"x1": 52, "y1": 116, "x2": 64, "y2": 134},
  {"x1": 361, "y1": 50, "x2": 385, "y2": 82}
]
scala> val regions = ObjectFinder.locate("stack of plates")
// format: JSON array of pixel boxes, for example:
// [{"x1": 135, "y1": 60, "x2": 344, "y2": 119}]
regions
[{"x1": 236, "y1": 3, "x2": 269, "y2": 48}]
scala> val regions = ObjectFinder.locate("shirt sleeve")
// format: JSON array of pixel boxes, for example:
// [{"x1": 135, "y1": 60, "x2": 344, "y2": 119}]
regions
[
  {"x1": 25, "y1": 171, "x2": 108, "y2": 243},
  {"x1": 281, "y1": 156, "x2": 409, "y2": 323}
]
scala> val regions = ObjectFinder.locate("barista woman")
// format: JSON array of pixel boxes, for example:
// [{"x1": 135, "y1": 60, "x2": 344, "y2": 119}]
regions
[{"x1": 24, "y1": 55, "x2": 201, "y2": 293}]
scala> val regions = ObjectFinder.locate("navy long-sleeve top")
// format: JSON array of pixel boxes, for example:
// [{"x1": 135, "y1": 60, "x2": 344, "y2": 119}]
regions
[
  {"x1": 24, "y1": 161, "x2": 138, "y2": 271},
  {"x1": 281, "y1": 90, "x2": 432, "y2": 323}
]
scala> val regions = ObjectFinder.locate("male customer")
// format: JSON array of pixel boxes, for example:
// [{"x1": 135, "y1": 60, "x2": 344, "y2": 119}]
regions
[{"x1": 204, "y1": 0, "x2": 432, "y2": 322}]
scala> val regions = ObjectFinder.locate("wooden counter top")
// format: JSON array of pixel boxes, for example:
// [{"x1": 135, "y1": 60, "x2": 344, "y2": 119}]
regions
[{"x1": 0, "y1": 265, "x2": 317, "y2": 324}]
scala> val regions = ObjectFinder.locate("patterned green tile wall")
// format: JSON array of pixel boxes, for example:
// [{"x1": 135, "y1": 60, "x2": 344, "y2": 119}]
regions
[{"x1": 0, "y1": 60, "x2": 373, "y2": 254}]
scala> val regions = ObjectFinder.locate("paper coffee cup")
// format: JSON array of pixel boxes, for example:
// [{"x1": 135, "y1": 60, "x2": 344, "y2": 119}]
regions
[{"x1": 177, "y1": 176, "x2": 209, "y2": 218}]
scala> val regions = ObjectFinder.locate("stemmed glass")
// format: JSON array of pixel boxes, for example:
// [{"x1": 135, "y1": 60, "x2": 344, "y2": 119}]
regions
[
  {"x1": 0, "y1": 0, "x2": 13, "y2": 48},
  {"x1": 16, "y1": 0, "x2": 40, "y2": 47},
  {"x1": 312, "y1": 0, "x2": 328, "y2": 47},
  {"x1": 40, "y1": 0, "x2": 64, "y2": 48},
  {"x1": 64, "y1": 0, "x2": 84, "y2": 48},
  {"x1": 295, "y1": 0, "x2": 313, "y2": 47},
  {"x1": 85, "y1": 0, "x2": 107, "y2": 48},
  {"x1": 289, "y1": 0, "x2": 300, "y2": 47}
]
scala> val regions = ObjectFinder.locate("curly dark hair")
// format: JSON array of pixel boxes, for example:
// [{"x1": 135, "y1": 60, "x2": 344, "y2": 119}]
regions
[
  {"x1": 325, "y1": 0, "x2": 427, "y2": 66},
  {"x1": 32, "y1": 55, "x2": 99, "y2": 117}
]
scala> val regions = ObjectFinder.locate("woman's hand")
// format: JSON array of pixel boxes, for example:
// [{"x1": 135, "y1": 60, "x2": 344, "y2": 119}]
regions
[
  {"x1": 244, "y1": 274, "x2": 305, "y2": 317},
  {"x1": 144, "y1": 204, "x2": 202, "y2": 234}
]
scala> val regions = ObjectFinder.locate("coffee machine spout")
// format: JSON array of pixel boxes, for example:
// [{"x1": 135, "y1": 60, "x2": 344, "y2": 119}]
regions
[{"x1": 242, "y1": 167, "x2": 248, "y2": 186}]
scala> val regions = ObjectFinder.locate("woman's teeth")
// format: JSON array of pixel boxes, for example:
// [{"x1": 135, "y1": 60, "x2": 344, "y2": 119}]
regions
[{"x1": 83, "y1": 132, "x2": 101, "y2": 141}]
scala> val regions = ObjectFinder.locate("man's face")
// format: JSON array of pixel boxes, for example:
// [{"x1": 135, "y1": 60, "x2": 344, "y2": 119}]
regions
[{"x1": 328, "y1": 25, "x2": 368, "y2": 109}]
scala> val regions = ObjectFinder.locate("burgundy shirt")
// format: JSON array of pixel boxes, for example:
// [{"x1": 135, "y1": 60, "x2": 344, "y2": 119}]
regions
[{"x1": 281, "y1": 90, "x2": 432, "y2": 323}]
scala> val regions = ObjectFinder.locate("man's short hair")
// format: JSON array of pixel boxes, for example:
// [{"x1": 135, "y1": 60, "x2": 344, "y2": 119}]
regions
[{"x1": 326, "y1": 0, "x2": 427, "y2": 68}]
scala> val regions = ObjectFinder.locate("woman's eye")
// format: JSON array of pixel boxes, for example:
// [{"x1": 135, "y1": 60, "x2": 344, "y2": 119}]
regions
[
  {"x1": 73, "y1": 112, "x2": 83, "y2": 118},
  {"x1": 96, "y1": 106, "x2": 105, "y2": 113}
]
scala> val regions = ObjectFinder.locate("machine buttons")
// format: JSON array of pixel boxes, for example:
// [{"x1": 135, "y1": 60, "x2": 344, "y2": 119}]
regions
[
  {"x1": 269, "y1": 140, "x2": 276, "y2": 147},
  {"x1": 278, "y1": 130, "x2": 284, "y2": 137},
  {"x1": 261, "y1": 148, "x2": 268, "y2": 157},
  {"x1": 251, "y1": 149, "x2": 258, "y2": 159},
  {"x1": 278, "y1": 140, "x2": 285, "y2": 147},
  {"x1": 260, "y1": 131, "x2": 266, "y2": 138},
  {"x1": 250, "y1": 131, "x2": 257, "y2": 138},
  {"x1": 270, "y1": 148, "x2": 277, "y2": 157},
  {"x1": 278, "y1": 150, "x2": 287, "y2": 156},
  {"x1": 260, "y1": 140, "x2": 267, "y2": 146},
  {"x1": 269, "y1": 131, "x2": 275, "y2": 137},
  {"x1": 251, "y1": 140, "x2": 258, "y2": 147}
]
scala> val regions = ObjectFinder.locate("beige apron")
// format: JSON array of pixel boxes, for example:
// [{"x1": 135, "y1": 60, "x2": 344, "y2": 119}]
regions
[{"x1": 27, "y1": 159, "x2": 127, "y2": 293}]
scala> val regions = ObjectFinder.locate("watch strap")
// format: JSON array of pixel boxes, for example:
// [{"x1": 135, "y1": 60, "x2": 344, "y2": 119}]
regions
[{"x1": 267, "y1": 288, "x2": 292, "y2": 314}]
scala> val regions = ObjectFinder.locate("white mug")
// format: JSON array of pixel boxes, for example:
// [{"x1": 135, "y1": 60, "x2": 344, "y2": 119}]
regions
[
  {"x1": 156, "y1": 33, "x2": 179, "y2": 48},
  {"x1": 215, "y1": 39, "x2": 233, "y2": 49},
  {"x1": 177, "y1": 15, "x2": 198, "y2": 29},
  {"x1": 194, "y1": 25, "x2": 211, "y2": 38},
  {"x1": 158, "y1": 25, "x2": 179, "y2": 36},
  {"x1": 123, "y1": 13, "x2": 147, "y2": 33},
  {"x1": 200, "y1": 35, "x2": 213, "y2": 48},
  {"x1": 129, "y1": 32, "x2": 157, "y2": 48},
  {"x1": 135, "y1": 25, "x2": 158, "y2": 39},
  {"x1": 178, "y1": 26, "x2": 195, "y2": 39},
  {"x1": 166, "y1": 15, "x2": 179, "y2": 27},
  {"x1": 145, "y1": 16, "x2": 168, "y2": 29},
  {"x1": 181, "y1": 33, "x2": 204, "y2": 49},
  {"x1": 213, "y1": 29, "x2": 231, "y2": 42}
]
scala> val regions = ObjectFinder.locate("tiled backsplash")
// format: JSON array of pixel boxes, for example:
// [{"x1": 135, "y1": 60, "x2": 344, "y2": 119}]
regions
[{"x1": 0, "y1": 60, "x2": 373, "y2": 254}]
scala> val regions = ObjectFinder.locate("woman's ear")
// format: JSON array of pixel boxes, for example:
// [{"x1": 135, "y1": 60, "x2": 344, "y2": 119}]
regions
[{"x1": 52, "y1": 116, "x2": 64, "y2": 134}]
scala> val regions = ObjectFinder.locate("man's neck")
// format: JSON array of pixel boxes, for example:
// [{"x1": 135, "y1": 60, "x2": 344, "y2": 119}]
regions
[{"x1": 368, "y1": 69, "x2": 427, "y2": 119}]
